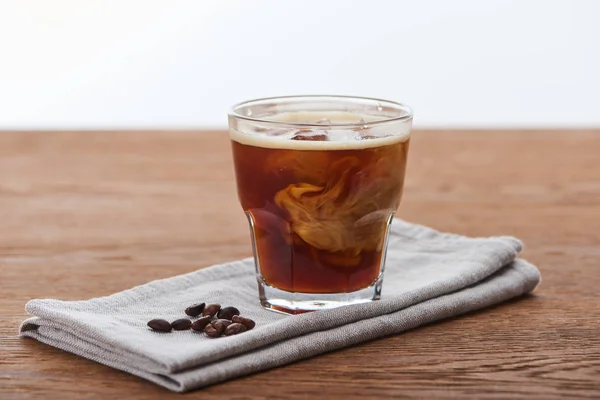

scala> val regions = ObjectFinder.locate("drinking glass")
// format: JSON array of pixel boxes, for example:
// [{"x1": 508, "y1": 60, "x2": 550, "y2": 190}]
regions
[{"x1": 228, "y1": 95, "x2": 413, "y2": 314}]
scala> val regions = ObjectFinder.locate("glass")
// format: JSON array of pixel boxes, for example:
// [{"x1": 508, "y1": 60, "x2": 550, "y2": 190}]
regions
[{"x1": 228, "y1": 95, "x2": 413, "y2": 314}]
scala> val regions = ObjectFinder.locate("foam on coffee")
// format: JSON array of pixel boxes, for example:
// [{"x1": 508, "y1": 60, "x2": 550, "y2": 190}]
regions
[{"x1": 230, "y1": 111, "x2": 411, "y2": 150}]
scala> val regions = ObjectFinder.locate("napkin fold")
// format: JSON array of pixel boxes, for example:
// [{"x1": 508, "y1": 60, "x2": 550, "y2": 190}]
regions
[{"x1": 20, "y1": 219, "x2": 540, "y2": 392}]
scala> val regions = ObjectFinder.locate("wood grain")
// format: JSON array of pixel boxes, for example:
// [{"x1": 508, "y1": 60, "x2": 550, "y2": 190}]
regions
[{"x1": 1, "y1": 130, "x2": 599, "y2": 399}]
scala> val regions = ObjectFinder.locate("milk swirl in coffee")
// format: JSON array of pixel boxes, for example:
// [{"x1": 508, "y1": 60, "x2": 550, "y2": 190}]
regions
[{"x1": 231, "y1": 111, "x2": 410, "y2": 293}]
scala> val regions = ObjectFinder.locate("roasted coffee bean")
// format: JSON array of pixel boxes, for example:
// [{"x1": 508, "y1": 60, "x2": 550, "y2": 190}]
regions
[
  {"x1": 185, "y1": 303, "x2": 206, "y2": 317},
  {"x1": 204, "y1": 323, "x2": 221, "y2": 338},
  {"x1": 211, "y1": 319, "x2": 232, "y2": 334},
  {"x1": 232, "y1": 315, "x2": 256, "y2": 330},
  {"x1": 171, "y1": 318, "x2": 192, "y2": 330},
  {"x1": 202, "y1": 303, "x2": 221, "y2": 318},
  {"x1": 191, "y1": 316, "x2": 212, "y2": 332},
  {"x1": 147, "y1": 319, "x2": 172, "y2": 332},
  {"x1": 217, "y1": 306, "x2": 240, "y2": 320},
  {"x1": 224, "y1": 323, "x2": 247, "y2": 336}
]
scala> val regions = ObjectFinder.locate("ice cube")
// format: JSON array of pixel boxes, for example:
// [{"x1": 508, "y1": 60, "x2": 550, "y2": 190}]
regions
[
  {"x1": 292, "y1": 134, "x2": 328, "y2": 141},
  {"x1": 267, "y1": 128, "x2": 290, "y2": 137},
  {"x1": 291, "y1": 130, "x2": 328, "y2": 141},
  {"x1": 314, "y1": 118, "x2": 331, "y2": 125},
  {"x1": 255, "y1": 127, "x2": 289, "y2": 137},
  {"x1": 354, "y1": 133, "x2": 378, "y2": 140}
]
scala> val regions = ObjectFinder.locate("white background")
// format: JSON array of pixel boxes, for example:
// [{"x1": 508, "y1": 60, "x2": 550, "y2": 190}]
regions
[{"x1": 0, "y1": 0, "x2": 598, "y2": 129}]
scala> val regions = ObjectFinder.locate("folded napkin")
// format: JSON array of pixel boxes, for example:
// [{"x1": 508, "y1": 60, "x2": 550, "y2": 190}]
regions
[{"x1": 20, "y1": 219, "x2": 540, "y2": 392}]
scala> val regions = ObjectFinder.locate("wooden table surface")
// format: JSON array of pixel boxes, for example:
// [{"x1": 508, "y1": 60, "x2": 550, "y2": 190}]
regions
[{"x1": 1, "y1": 130, "x2": 599, "y2": 399}]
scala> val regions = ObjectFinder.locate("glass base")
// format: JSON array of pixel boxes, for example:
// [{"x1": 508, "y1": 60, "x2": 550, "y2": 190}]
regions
[{"x1": 257, "y1": 277, "x2": 383, "y2": 315}]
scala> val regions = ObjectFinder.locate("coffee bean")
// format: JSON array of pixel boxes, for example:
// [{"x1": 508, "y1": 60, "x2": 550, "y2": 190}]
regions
[
  {"x1": 191, "y1": 316, "x2": 212, "y2": 332},
  {"x1": 232, "y1": 315, "x2": 256, "y2": 330},
  {"x1": 204, "y1": 323, "x2": 221, "y2": 338},
  {"x1": 147, "y1": 319, "x2": 172, "y2": 332},
  {"x1": 171, "y1": 318, "x2": 192, "y2": 330},
  {"x1": 202, "y1": 304, "x2": 221, "y2": 318},
  {"x1": 211, "y1": 319, "x2": 232, "y2": 334},
  {"x1": 217, "y1": 306, "x2": 240, "y2": 320},
  {"x1": 185, "y1": 303, "x2": 206, "y2": 317},
  {"x1": 224, "y1": 323, "x2": 247, "y2": 336}
]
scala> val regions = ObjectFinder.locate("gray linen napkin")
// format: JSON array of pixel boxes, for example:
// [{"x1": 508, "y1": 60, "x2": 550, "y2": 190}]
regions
[{"x1": 20, "y1": 219, "x2": 540, "y2": 392}]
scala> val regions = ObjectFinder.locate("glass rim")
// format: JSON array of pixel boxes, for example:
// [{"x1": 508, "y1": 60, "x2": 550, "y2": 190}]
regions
[{"x1": 228, "y1": 95, "x2": 413, "y2": 128}]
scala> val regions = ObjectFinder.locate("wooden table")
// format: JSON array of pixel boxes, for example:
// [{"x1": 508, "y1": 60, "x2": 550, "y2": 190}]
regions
[{"x1": 1, "y1": 130, "x2": 599, "y2": 399}]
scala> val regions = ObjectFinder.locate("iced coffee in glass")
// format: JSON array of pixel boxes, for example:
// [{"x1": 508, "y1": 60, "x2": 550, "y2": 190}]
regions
[{"x1": 228, "y1": 96, "x2": 413, "y2": 314}]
